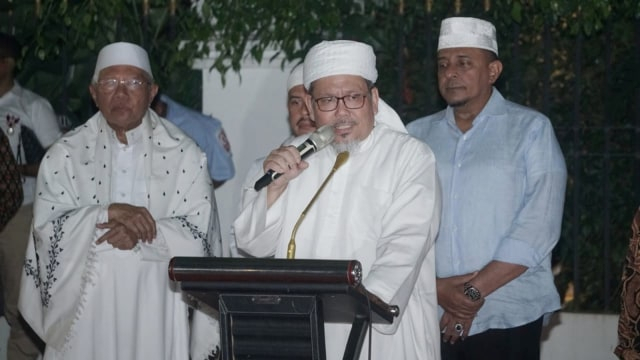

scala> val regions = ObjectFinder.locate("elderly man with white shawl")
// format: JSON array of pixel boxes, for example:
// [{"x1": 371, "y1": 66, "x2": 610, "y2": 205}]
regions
[
  {"x1": 18, "y1": 42, "x2": 220, "y2": 360},
  {"x1": 234, "y1": 40, "x2": 442, "y2": 359}
]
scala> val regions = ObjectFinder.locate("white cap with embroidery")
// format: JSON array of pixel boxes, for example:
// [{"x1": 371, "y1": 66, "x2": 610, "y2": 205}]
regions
[
  {"x1": 438, "y1": 17, "x2": 498, "y2": 56},
  {"x1": 93, "y1": 42, "x2": 153, "y2": 82},
  {"x1": 303, "y1": 40, "x2": 377, "y2": 90}
]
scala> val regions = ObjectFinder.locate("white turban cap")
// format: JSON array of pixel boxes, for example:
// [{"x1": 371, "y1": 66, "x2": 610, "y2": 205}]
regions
[
  {"x1": 93, "y1": 42, "x2": 153, "y2": 82},
  {"x1": 303, "y1": 40, "x2": 377, "y2": 89},
  {"x1": 302, "y1": 40, "x2": 406, "y2": 133},
  {"x1": 376, "y1": 99, "x2": 407, "y2": 134},
  {"x1": 438, "y1": 17, "x2": 498, "y2": 56},
  {"x1": 287, "y1": 63, "x2": 304, "y2": 91}
]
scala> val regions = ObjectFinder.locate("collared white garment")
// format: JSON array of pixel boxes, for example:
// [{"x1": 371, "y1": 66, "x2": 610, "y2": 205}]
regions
[
  {"x1": 0, "y1": 82, "x2": 61, "y2": 204},
  {"x1": 234, "y1": 123, "x2": 442, "y2": 360},
  {"x1": 19, "y1": 110, "x2": 220, "y2": 360}
]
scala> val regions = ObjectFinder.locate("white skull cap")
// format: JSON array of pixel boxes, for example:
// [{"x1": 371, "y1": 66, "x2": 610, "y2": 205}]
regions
[
  {"x1": 287, "y1": 63, "x2": 304, "y2": 91},
  {"x1": 376, "y1": 99, "x2": 407, "y2": 134},
  {"x1": 93, "y1": 42, "x2": 153, "y2": 82},
  {"x1": 303, "y1": 40, "x2": 406, "y2": 133},
  {"x1": 438, "y1": 17, "x2": 498, "y2": 56},
  {"x1": 303, "y1": 40, "x2": 377, "y2": 89}
]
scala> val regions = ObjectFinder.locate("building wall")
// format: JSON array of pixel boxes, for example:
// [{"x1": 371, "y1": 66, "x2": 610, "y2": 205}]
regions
[
  {"x1": 194, "y1": 49, "x2": 293, "y2": 255},
  {"x1": 540, "y1": 312, "x2": 618, "y2": 359}
]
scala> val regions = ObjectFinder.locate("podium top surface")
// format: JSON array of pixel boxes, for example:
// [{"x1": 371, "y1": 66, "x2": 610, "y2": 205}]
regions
[
  {"x1": 168, "y1": 257, "x2": 362, "y2": 286},
  {"x1": 168, "y1": 257, "x2": 399, "y2": 324}
]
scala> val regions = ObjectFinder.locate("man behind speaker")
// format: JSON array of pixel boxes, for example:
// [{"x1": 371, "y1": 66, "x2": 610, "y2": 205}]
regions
[
  {"x1": 233, "y1": 40, "x2": 442, "y2": 359},
  {"x1": 286, "y1": 63, "x2": 316, "y2": 137}
]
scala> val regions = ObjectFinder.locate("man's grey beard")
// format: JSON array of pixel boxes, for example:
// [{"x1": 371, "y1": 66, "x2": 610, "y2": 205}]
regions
[{"x1": 332, "y1": 140, "x2": 361, "y2": 154}]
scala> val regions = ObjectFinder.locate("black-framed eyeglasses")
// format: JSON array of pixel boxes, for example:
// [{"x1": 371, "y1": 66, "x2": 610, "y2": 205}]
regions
[
  {"x1": 96, "y1": 78, "x2": 149, "y2": 92},
  {"x1": 314, "y1": 94, "x2": 368, "y2": 112}
]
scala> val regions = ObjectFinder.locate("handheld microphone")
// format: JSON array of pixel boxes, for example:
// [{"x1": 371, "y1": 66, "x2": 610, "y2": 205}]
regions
[{"x1": 254, "y1": 124, "x2": 335, "y2": 191}]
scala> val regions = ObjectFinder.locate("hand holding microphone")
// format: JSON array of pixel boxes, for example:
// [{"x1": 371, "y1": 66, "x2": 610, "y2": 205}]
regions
[{"x1": 254, "y1": 125, "x2": 335, "y2": 191}]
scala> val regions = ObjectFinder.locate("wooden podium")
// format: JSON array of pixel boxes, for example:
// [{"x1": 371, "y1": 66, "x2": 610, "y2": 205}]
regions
[{"x1": 168, "y1": 257, "x2": 399, "y2": 360}]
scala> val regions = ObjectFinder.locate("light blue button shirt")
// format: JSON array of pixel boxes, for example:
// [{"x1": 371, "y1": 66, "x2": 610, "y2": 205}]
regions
[
  {"x1": 161, "y1": 95, "x2": 234, "y2": 182},
  {"x1": 407, "y1": 88, "x2": 567, "y2": 335}
]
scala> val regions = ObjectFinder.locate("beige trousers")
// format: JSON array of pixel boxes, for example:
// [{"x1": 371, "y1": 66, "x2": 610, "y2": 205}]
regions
[{"x1": 0, "y1": 204, "x2": 43, "y2": 359}]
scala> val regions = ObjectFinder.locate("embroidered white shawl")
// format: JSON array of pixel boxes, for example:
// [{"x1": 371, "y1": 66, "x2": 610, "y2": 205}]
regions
[{"x1": 18, "y1": 110, "x2": 220, "y2": 358}]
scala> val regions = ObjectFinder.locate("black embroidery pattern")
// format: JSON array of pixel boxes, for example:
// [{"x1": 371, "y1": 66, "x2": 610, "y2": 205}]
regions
[
  {"x1": 175, "y1": 215, "x2": 211, "y2": 256},
  {"x1": 24, "y1": 214, "x2": 68, "y2": 308}
]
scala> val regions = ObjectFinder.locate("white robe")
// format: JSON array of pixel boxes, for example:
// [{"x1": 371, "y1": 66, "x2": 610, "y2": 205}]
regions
[
  {"x1": 234, "y1": 124, "x2": 442, "y2": 360},
  {"x1": 19, "y1": 111, "x2": 219, "y2": 360}
]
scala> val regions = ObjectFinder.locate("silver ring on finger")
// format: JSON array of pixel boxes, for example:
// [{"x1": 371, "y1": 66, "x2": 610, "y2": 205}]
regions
[{"x1": 454, "y1": 322, "x2": 463, "y2": 334}]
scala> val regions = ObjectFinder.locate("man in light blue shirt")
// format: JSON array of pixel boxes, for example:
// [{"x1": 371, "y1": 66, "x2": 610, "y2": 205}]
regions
[
  {"x1": 152, "y1": 93, "x2": 234, "y2": 188},
  {"x1": 407, "y1": 17, "x2": 567, "y2": 360}
]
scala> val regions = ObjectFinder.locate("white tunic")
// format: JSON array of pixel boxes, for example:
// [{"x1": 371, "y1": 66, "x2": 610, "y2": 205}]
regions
[
  {"x1": 234, "y1": 124, "x2": 442, "y2": 360},
  {"x1": 19, "y1": 111, "x2": 220, "y2": 360}
]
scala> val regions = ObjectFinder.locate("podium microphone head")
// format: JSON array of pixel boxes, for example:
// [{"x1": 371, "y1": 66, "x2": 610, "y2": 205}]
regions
[{"x1": 333, "y1": 151, "x2": 349, "y2": 171}]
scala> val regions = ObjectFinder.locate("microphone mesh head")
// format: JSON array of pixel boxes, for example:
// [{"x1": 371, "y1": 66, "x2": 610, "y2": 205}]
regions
[{"x1": 308, "y1": 124, "x2": 335, "y2": 149}]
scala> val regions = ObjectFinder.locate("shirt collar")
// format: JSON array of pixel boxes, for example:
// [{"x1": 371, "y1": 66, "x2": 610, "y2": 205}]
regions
[
  {"x1": 444, "y1": 87, "x2": 505, "y2": 132},
  {"x1": 106, "y1": 115, "x2": 146, "y2": 146},
  {"x1": 0, "y1": 81, "x2": 22, "y2": 102}
]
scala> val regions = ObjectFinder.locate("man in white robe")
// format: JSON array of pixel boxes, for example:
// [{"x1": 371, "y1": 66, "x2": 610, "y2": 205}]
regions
[
  {"x1": 18, "y1": 42, "x2": 219, "y2": 360},
  {"x1": 234, "y1": 40, "x2": 442, "y2": 360}
]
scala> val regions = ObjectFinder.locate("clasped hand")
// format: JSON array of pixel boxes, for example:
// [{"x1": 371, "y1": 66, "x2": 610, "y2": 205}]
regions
[
  {"x1": 96, "y1": 203, "x2": 157, "y2": 250},
  {"x1": 438, "y1": 273, "x2": 484, "y2": 344}
]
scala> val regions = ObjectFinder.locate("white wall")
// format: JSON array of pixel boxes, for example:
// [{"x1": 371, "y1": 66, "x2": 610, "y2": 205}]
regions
[
  {"x1": 540, "y1": 312, "x2": 618, "y2": 360},
  {"x1": 194, "y1": 49, "x2": 293, "y2": 255}
]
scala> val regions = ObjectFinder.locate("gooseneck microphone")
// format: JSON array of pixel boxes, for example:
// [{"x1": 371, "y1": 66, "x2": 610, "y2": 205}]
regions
[
  {"x1": 287, "y1": 151, "x2": 350, "y2": 259},
  {"x1": 253, "y1": 124, "x2": 335, "y2": 191}
]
